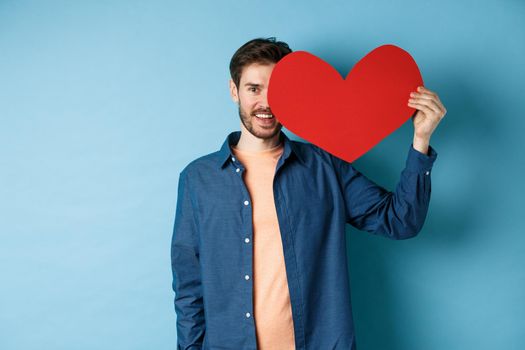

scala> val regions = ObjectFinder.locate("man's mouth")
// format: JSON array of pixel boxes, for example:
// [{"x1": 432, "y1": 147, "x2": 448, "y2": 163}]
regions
[
  {"x1": 253, "y1": 112, "x2": 275, "y2": 125},
  {"x1": 254, "y1": 113, "x2": 274, "y2": 119}
]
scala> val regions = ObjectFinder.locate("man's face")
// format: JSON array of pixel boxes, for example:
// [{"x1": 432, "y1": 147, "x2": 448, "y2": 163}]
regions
[{"x1": 229, "y1": 63, "x2": 282, "y2": 140}]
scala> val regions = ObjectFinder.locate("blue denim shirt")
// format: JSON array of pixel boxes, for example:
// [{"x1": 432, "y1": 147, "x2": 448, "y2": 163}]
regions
[{"x1": 171, "y1": 130, "x2": 437, "y2": 349}]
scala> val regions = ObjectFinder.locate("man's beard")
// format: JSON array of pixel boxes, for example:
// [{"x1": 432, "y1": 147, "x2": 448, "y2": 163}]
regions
[{"x1": 237, "y1": 102, "x2": 282, "y2": 140}]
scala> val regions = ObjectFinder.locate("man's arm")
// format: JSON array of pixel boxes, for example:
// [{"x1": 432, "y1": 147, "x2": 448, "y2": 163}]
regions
[
  {"x1": 171, "y1": 170, "x2": 205, "y2": 349},
  {"x1": 331, "y1": 143, "x2": 437, "y2": 239},
  {"x1": 333, "y1": 85, "x2": 445, "y2": 239}
]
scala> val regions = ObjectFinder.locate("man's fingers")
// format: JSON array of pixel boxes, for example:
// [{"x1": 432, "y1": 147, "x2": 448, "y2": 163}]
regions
[
  {"x1": 412, "y1": 86, "x2": 447, "y2": 119},
  {"x1": 416, "y1": 87, "x2": 442, "y2": 103},
  {"x1": 408, "y1": 101, "x2": 432, "y2": 114},
  {"x1": 418, "y1": 86, "x2": 438, "y2": 97},
  {"x1": 408, "y1": 97, "x2": 443, "y2": 114},
  {"x1": 411, "y1": 90, "x2": 442, "y2": 102},
  {"x1": 410, "y1": 93, "x2": 433, "y2": 101}
]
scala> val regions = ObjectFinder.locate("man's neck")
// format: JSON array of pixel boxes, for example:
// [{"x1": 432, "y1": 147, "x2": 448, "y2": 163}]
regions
[{"x1": 235, "y1": 126, "x2": 281, "y2": 152}]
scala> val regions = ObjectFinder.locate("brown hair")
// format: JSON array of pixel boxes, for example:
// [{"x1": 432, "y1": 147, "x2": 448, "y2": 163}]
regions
[{"x1": 229, "y1": 37, "x2": 292, "y2": 89}]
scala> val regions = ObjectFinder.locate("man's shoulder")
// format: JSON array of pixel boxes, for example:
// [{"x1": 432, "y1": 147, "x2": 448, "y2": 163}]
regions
[
  {"x1": 179, "y1": 150, "x2": 221, "y2": 177},
  {"x1": 291, "y1": 138, "x2": 335, "y2": 165}
]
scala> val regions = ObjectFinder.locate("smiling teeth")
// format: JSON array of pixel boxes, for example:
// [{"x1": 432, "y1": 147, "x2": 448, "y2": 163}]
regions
[{"x1": 255, "y1": 114, "x2": 273, "y2": 118}]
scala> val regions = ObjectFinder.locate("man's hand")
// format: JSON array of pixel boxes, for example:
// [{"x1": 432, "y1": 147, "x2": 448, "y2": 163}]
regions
[{"x1": 408, "y1": 86, "x2": 447, "y2": 155}]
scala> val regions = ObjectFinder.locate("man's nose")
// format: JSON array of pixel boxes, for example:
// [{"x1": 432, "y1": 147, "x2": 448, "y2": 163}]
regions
[{"x1": 258, "y1": 91, "x2": 270, "y2": 110}]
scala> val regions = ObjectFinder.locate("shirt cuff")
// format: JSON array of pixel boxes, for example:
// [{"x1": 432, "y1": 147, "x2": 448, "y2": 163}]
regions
[{"x1": 405, "y1": 143, "x2": 438, "y2": 174}]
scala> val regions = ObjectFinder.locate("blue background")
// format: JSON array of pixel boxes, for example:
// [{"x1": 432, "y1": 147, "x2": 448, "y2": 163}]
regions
[{"x1": 1, "y1": 0, "x2": 523, "y2": 349}]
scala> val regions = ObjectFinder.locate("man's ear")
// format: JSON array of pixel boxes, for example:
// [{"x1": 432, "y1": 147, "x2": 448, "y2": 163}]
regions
[{"x1": 229, "y1": 79, "x2": 239, "y2": 104}]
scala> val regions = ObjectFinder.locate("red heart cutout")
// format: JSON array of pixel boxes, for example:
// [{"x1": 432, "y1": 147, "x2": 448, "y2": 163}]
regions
[{"x1": 268, "y1": 44, "x2": 423, "y2": 162}]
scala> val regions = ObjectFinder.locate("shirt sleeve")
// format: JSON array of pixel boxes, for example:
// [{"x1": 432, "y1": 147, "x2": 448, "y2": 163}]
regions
[
  {"x1": 331, "y1": 143, "x2": 438, "y2": 239},
  {"x1": 171, "y1": 170, "x2": 206, "y2": 348}
]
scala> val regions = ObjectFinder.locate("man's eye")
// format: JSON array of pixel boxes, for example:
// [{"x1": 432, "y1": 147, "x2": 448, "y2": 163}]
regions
[{"x1": 249, "y1": 87, "x2": 257, "y2": 92}]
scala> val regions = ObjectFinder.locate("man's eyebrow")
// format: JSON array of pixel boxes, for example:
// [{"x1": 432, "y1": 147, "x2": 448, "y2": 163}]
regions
[{"x1": 244, "y1": 83, "x2": 263, "y2": 87}]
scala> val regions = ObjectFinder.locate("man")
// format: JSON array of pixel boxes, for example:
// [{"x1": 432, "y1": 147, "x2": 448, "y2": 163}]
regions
[{"x1": 171, "y1": 37, "x2": 446, "y2": 350}]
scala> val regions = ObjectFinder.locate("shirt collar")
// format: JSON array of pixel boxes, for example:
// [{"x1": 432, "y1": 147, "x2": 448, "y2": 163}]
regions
[{"x1": 216, "y1": 130, "x2": 304, "y2": 169}]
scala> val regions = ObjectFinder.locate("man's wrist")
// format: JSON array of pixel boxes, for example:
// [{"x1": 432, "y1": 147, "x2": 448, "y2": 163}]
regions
[{"x1": 413, "y1": 134, "x2": 430, "y2": 155}]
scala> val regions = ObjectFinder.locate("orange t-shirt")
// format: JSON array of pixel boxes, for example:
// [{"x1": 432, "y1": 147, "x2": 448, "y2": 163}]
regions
[{"x1": 231, "y1": 142, "x2": 296, "y2": 350}]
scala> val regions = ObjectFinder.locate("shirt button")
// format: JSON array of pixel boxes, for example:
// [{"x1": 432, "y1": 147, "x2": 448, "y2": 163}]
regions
[
  {"x1": 236, "y1": 168, "x2": 240, "y2": 173},
  {"x1": 231, "y1": 156, "x2": 236, "y2": 162},
  {"x1": 244, "y1": 200, "x2": 249, "y2": 206},
  {"x1": 425, "y1": 171, "x2": 430, "y2": 175},
  {"x1": 245, "y1": 274, "x2": 250, "y2": 280},
  {"x1": 245, "y1": 237, "x2": 250, "y2": 243},
  {"x1": 246, "y1": 312, "x2": 251, "y2": 318}
]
